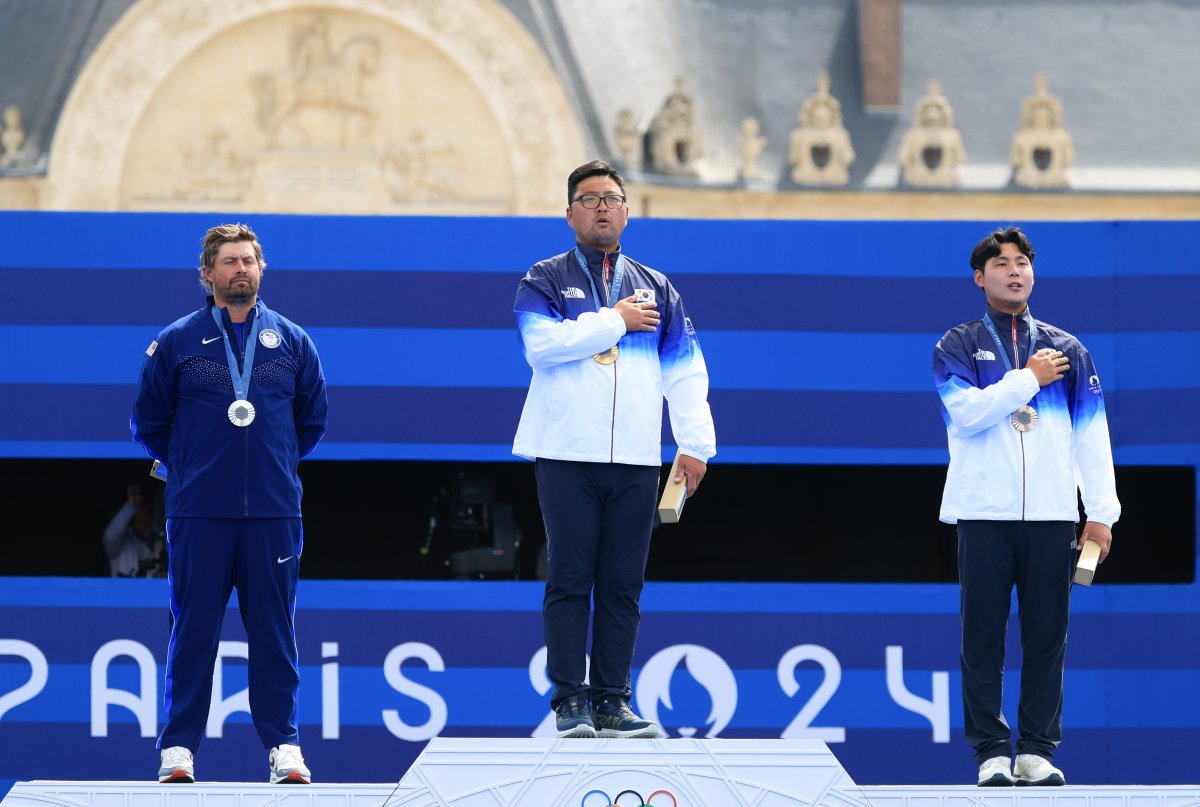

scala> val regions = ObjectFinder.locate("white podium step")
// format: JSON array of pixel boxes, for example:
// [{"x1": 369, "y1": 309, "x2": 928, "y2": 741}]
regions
[
  {"x1": 394, "y1": 737, "x2": 858, "y2": 805},
  {"x1": 3, "y1": 739, "x2": 1198, "y2": 807}
]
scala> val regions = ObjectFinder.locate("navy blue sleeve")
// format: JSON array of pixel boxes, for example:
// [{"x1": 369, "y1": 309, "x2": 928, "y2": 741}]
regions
[
  {"x1": 293, "y1": 329, "x2": 329, "y2": 458},
  {"x1": 130, "y1": 330, "x2": 175, "y2": 464}
]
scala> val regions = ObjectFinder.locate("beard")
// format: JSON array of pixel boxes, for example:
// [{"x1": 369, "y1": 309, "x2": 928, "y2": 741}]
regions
[{"x1": 217, "y1": 277, "x2": 258, "y2": 302}]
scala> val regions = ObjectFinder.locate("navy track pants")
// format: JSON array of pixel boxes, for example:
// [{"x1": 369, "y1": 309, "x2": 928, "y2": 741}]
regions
[
  {"x1": 158, "y1": 517, "x2": 303, "y2": 752},
  {"x1": 536, "y1": 458, "x2": 660, "y2": 708},
  {"x1": 957, "y1": 519, "x2": 1076, "y2": 763}
]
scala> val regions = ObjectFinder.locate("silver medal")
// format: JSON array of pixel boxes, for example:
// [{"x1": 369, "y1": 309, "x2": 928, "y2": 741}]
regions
[{"x1": 228, "y1": 399, "x2": 256, "y2": 427}]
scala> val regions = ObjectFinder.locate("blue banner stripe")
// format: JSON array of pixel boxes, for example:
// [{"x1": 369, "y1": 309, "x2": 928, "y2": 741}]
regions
[
  {"x1": 4, "y1": 609, "x2": 1193, "y2": 668},
  {"x1": 4, "y1": 326, "x2": 1200, "y2": 394},
  {"x1": 3, "y1": 214, "x2": 1198, "y2": 278},
  {"x1": 3, "y1": 439, "x2": 1198, "y2": 466},
  {"x1": 4, "y1": 664, "x2": 1195, "y2": 730},
  {"x1": 0, "y1": 383, "x2": 1196, "y2": 451},
  {"x1": 6, "y1": 269, "x2": 1200, "y2": 334},
  {"x1": 2, "y1": 577, "x2": 1197, "y2": 613},
  {"x1": 7, "y1": 214, "x2": 1197, "y2": 278},
  {"x1": 0, "y1": 724, "x2": 1194, "y2": 786}
]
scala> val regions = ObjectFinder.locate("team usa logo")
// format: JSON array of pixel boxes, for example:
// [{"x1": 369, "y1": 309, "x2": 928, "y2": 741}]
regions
[
  {"x1": 258, "y1": 328, "x2": 282, "y2": 349},
  {"x1": 580, "y1": 789, "x2": 677, "y2": 806}
]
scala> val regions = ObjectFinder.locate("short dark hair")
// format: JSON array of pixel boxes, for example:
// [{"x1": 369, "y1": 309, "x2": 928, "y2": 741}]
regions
[
  {"x1": 567, "y1": 160, "x2": 626, "y2": 205},
  {"x1": 970, "y1": 226, "x2": 1035, "y2": 273}
]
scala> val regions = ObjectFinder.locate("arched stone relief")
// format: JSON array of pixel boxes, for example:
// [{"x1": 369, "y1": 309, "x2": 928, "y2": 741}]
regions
[{"x1": 43, "y1": 0, "x2": 585, "y2": 214}]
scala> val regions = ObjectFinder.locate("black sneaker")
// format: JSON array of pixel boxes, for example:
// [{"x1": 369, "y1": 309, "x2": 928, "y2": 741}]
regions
[
  {"x1": 555, "y1": 695, "x2": 597, "y2": 737},
  {"x1": 592, "y1": 698, "x2": 661, "y2": 738}
]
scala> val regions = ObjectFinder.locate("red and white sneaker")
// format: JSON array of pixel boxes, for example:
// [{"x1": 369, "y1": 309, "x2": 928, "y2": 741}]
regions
[
  {"x1": 158, "y1": 746, "x2": 195, "y2": 783},
  {"x1": 269, "y1": 744, "x2": 311, "y2": 784}
]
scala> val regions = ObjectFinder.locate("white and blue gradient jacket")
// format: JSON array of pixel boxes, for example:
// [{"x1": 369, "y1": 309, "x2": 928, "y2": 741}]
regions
[
  {"x1": 933, "y1": 306, "x2": 1120, "y2": 526},
  {"x1": 513, "y1": 244, "x2": 716, "y2": 467}
]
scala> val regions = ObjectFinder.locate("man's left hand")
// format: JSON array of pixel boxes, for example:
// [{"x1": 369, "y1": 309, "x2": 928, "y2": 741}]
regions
[
  {"x1": 1080, "y1": 521, "x2": 1113, "y2": 563},
  {"x1": 675, "y1": 455, "x2": 707, "y2": 498}
]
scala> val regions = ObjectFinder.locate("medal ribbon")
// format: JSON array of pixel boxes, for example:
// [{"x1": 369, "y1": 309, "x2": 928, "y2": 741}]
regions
[
  {"x1": 573, "y1": 249, "x2": 628, "y2": 311},
  {"x1": 981, "y1": 312, "x2": 1037, "y2": 373},
  {"x1": 210, "y1": 304, "x2": 260, "y2": 402}
]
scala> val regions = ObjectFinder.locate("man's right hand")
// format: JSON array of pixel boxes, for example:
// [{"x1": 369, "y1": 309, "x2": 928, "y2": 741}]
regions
[
  {"x1": 1027, "y1": 348, "x2": 1069, "y2": 386},
  {"x1": 614, "y1": 294, "x2": 660, "y2": 332}
]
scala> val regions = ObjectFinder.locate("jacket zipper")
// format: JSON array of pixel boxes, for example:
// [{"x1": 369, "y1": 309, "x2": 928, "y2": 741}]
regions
[
  {"x1": 604, "y1": 251, "x2": 617, "y2": 462},
  {"x1": 1014, "y1": 317, "x2": 1026, "y2": 521},
  {"x1": 241, "y1": 309, "x2": 251, "y2": 517},
  {"x1": 609, "y1": 361, "x2": 618, "y2": 462}
]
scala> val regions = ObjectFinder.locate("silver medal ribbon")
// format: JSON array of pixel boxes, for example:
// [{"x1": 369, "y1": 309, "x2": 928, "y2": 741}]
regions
[{"x1": 210, "y1": 304, "x2": 260, "y2": 428}]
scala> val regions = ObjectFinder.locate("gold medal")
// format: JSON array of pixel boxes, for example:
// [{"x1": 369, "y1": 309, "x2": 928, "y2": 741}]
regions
[
  {"x1": 1011, "y1": 405, "x2": 1037, "y2": 432},
  {"x1": 593, "y1": 345, "x2": 619, "y2": 365}
]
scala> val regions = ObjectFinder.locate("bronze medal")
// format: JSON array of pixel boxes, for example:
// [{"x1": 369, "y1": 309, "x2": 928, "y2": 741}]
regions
[
  {"x1": 1011, "y1": 405, "x2": 1037, "y2": 432},
  {"x1": 593, "y1": 345, "x2": 619, "y2": 365}
]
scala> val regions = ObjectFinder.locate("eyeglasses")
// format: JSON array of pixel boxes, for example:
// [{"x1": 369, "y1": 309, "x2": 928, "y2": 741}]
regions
[{"x1": 572, "y1": 193, "x2": 627, "y2": 210}]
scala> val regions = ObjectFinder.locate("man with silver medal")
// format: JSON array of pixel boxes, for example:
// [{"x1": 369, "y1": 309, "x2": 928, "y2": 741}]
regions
[
  {"x1": 132, "y1": 224, "x2": 328, "y2": 785},
  {"x1": 933, "y1": 227, "x2": 1119, "y2": 787},
  {"x1": 513, "y1": 161, "x2": 716, "y2": 739}
]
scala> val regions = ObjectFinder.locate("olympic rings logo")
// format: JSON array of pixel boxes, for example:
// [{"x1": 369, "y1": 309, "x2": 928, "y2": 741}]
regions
[{"x1": 580, "y1": 789, "x2": 677, "y2": 807}]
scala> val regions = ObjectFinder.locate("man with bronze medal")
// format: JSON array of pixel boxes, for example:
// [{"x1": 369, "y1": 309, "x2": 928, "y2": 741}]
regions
[
  {"x1": 933, "y1": 227, "x2": 1119, "y2": 787},
  {"x1": 132, "y1": 224, "x2": 328, "y2": 785},
  {"x1": 513, "y1": 161, "x2": 716, "y2": 739}
]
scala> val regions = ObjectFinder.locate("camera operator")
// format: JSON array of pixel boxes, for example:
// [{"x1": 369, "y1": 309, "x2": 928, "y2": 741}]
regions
[{"x1": 102, "y1": 483, "x2": 164, "y2": 577}]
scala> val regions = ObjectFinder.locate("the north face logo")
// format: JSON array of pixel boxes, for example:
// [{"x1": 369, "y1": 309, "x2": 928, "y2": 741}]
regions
[
  {"x1": 562, "y1": 287, "x2": 585, "y2": 299},
  {"x1": 973, "y1": 348, "x2": 996, "y2": 361}
]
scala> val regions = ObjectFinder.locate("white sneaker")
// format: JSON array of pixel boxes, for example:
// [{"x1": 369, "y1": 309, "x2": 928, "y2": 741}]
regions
[
  {"x1": 158, "y1": 746, "x2": 195, "y2": 783},
  {"x1": 977, "y1": 755, "x2": 1013, "y2": 786},
  {"x1": 269, "y1": 744, "x2": 311, "y2": 784},
  {"x1": 1014, "y1": 753, "x2": 1064, "y2": 786}
]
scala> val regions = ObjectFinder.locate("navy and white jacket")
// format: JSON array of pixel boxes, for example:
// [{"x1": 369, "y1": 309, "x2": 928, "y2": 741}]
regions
[
  {"x1": 131, "y1": 298, "x2": 329, "y2": 518},
  {"x1": 513, "y1": 244, "x2": 716, "y2": 467},
  {"x1": 933, "y1": 306, "x2": 1119, "y2": 526}
]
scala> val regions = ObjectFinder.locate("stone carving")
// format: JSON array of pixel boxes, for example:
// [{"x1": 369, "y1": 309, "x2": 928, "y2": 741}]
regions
[
  {"x1": 613, "y1": 108, "x2": 641, "y2": 170},
  {"x1": 897, "y1": 80, "x2": 967, "y2": 188},
  {"x1": 787, "y1": 71, "x2": 855, "y2": 186},
  {"x1": 382, "y1": 128, "x2": 463, "y2": 202},
  {"x1": 1, "y1": 105, "x2": 25, "y2": 166},
  {"x1": 736, "y1": 117, "x2": 768, "y2": 181},
  {"x1": 45, "y1": 0, "x2": 584, "y2": 214},
  {"x1": 172, "y1": 128, "x2": 254, "y2": 201},
  {"x1": 1010, "y1": 73, "x2": 1075, "y2": 189},
  {"x1": 252, "y1": 16, "x2": 382, "y2": 149},
  {"x1": 647, "y1": 76, "x2": 700, "y2": 177}
]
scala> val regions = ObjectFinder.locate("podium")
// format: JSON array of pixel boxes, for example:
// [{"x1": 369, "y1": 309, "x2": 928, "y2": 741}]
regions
[
  {"x1": 393, "y1": 737, "x2": 858, "y2": 805},
  {"x1": 3, "y1": 740, "x2": 1198, "y2": 807}
]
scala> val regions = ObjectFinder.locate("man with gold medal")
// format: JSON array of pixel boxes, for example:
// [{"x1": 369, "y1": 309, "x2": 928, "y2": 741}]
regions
[
  {"x1": 513, "y1": 161, "x2": 716, "y2": 739},
  {"x1": 132, "y1": 224, "x2": 328, "y2": 785},
  {"x1": 933, "y1": 227, "x2": 1119, "y2": 787}
]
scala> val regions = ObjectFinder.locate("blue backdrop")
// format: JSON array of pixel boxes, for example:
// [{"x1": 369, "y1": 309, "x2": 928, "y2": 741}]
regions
[
  {"x1": 0, "y1": 212, "x2": 1197, "y2": 467},
  {"x1": 0, "y1": 212, "x2": 1197, "y2": 788},
  {"x1": 0, "y1": 577, "x2": 1197, "y2": 787}
]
